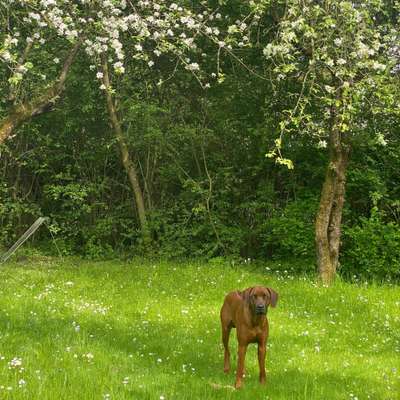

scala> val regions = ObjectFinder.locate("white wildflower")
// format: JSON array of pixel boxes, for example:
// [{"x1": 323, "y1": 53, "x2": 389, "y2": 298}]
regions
[
  {"x1": 18, "y1": 379, "x2": 26, "y2": 387},
  {"x1": 9, "y1": 358, "x2": 22, "y2": 368}
]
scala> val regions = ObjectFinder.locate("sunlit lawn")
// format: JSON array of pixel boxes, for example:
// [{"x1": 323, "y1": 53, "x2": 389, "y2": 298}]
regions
[{"x1": 0, "y1": 258, "x2": 399, "y2": 399}]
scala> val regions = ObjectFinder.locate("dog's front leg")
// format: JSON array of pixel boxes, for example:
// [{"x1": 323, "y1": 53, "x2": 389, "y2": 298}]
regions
[
  {"x1": 235, "y1": 344, "x2": 247, "y2": 389},
  {"x1": 258, "y1": 341, "x2": 267, "y2": 384}
]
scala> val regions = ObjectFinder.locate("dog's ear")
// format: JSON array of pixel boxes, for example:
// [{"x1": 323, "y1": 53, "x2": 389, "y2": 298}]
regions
[
  {"x1": 241, "y1": 287, "x2": 254, "y2": 304},
  {"x1": 267, "y1": 288, "x2": 278, "y2": 307}
]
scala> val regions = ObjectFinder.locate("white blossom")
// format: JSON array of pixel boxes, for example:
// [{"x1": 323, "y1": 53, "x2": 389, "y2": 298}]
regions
[
  {"x1": 186, "y1": 62, "x2": 199, "y2": 71},
  {"x1": 376, "y1": 133, "x2": 387, "y2": 146},
  {"x1": 334, "y1": 38, "x2": 342, "y2": 46}
]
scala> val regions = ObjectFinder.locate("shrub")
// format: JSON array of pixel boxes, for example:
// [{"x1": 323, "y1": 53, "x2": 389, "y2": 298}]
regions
[
  {"x1": 262, "y1": 196, "x2": 318, "y2": 262},
  {"x1": 342, "y1": 211, "x2": 400, "y2": 281}
]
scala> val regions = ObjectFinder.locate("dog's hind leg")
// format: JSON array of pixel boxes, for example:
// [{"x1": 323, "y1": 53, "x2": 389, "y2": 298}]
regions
[{"x1": 222, "y1": 323, "x2": 232, "y2": 373}]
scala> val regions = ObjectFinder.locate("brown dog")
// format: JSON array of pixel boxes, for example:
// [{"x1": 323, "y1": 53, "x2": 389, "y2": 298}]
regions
[{"x1": 220, "y1": 286, "x2": 278, "y2": 389}]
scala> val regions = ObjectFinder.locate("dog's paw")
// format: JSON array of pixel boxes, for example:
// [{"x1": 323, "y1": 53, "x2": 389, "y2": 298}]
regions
[{"x1": 234, "y1": 381, "x2": 243, "y2": 390}]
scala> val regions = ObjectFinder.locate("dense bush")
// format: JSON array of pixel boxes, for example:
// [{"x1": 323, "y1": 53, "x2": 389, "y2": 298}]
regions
[
  {"x1": 342, "y1": 211, "x2": 400, "y2": 281},
  {"x1": 261, "y1": 196, "x2": 318, "y2": 261},
  {"x1": 0, "y1": 183, "x2": 41, "y2": 246}
]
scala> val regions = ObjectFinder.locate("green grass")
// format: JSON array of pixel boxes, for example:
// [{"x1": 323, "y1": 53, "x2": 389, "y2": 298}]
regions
[{"x1": 0, "y1": 258, "x2": 399, "y2": 399}]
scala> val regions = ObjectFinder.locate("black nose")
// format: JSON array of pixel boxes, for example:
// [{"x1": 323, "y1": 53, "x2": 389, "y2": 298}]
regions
[{"x1": 256, "y1": 305, "x2": 265, "y2": 313}]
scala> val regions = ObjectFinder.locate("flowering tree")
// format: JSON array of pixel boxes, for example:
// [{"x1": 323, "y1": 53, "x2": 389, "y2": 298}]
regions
[
  {"x1": 93, "y1": 1, "x2": 244, "y2": 244},
  {"x1": 262, "y1": 0, "x2": 399, "y2": 284},
  {"x1": 1, "y1": 0, "x2": 255, "y2": 242},
  {"x1": 0, "y1": 1, "x2": 84, "y2": 143}
]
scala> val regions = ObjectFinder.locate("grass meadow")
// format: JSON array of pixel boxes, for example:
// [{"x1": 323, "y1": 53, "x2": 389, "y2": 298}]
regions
[{"x1": 0, "y1": 258, "x2": 399, "y2": 399}]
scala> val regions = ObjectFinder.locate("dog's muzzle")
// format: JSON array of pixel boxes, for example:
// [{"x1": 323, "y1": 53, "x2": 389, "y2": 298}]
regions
[{"x1": 255, "y1": 305, "x2": 266, "y2": 315}]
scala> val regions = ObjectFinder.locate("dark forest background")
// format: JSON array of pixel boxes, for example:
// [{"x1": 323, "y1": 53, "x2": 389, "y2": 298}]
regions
[{"x1": 1, "y1": 1, "x2": 399, "y2": 282}]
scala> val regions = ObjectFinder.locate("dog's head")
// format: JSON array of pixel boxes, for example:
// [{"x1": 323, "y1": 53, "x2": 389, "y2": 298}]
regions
[{"x1": 242, "y1": 286, "x2": 278, "y2": 315}]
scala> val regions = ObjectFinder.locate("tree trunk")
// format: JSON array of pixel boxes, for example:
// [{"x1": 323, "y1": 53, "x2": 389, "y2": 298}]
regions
[
  {"x1": 315, "y1": 119, "x2": 350, "y2": 285},
  {"x1": 101, "y1": 57, "x2": 150, "y2": 245},
  {"x1": 0, "y1": 40, "x2": 81, "y2": 145}
]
